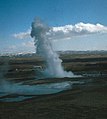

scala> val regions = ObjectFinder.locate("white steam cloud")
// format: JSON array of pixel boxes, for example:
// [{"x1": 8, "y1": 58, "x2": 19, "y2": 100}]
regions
[
  {"x1": 30, "y1": 19, "x2": 74, "y2": 78},
  {"x1": 13, "y1": 22, "x2": 107, "y2": 40}
]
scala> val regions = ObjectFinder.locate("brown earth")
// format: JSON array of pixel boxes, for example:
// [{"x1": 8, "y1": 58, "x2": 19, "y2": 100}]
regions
[{"x1": 0, "y1": 54, "x2": 107, "y2": 119}]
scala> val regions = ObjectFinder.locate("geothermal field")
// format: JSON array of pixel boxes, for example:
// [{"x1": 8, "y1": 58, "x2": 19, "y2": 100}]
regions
[
  {"x1": 0, "y1": 52, "x2": 107, "y2": 119},
  {"x1": 0, "y1": 20, "x2": 107, "y2": 119}
]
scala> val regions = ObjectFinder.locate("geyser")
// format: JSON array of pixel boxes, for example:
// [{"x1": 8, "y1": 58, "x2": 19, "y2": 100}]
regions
[
  {"x1": 0, "y1": 19, "x2": 78, "y2": 102},
  {"x1": 31, "y1": 19, "x2": 74, "y2": 78}
]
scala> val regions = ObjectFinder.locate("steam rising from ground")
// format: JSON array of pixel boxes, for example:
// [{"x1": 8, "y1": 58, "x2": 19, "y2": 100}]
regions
[
  {"x1": 0, "y1": 19, "x2": 84, "y2": 102},
  {"x1": 31, "y1": 19, "x2": 74, "y2": 78},
  {"x1": 0, "y1": 59, "x2": 72, "y2": 101},
  {"x1": 0, "y1": 58, "x2": 73, "y2": 102}
]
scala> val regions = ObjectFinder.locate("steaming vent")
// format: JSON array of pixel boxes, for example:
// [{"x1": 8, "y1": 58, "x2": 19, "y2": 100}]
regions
[{"x1": 31, "y1": 18, "x2": 74, "y2": 78}]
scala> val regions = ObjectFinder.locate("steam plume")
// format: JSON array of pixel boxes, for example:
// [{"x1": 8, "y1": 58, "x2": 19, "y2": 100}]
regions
[{"x1": 31, "y1": 18, "x2": 73, "y2": 78}]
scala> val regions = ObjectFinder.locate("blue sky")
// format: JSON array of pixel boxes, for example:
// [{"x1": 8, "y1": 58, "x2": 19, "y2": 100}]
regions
[{"x1": 0, "y1": 0, "x2": 107, "y2": 53}]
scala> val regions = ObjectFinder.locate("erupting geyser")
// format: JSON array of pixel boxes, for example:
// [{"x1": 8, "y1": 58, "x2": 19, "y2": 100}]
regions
[
  {"x1": 0, "y1": 19, "x2": 78, "y2": 102},
  {"x1": 31, "y1": 19, "x2": 74, "y2": 78}
]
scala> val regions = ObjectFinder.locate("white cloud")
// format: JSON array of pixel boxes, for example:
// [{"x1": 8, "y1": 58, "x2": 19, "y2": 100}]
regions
[
  {"x1": 8, "y1": 45, "x2": 16, "y2": 49},
  {"x1": 50, "y1": 22, "x2": 107, "y2": 40},
  {"x1": 13, "y1": 29, "x2": 31, "y2": 39},
  {"x1": 22, "y1": 40, "x2": 35, "y2": 48},
  {"x1": 13, "y1": 22, "x2": 107, "y2": 40}
]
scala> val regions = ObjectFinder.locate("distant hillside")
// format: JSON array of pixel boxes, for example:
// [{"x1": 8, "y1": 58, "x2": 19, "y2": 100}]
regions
[
  {"x1": 0, "y1": 50, "x2": 107, "y2": 57},
  {"x1": 58, "y1": 50, "x2": 107, "y2": 55}
]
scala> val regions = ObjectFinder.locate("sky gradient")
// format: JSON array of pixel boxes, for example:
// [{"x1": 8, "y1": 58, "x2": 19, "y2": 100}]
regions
[{"x1": 0, "y1": 0, "x2": 107, "y2": 53}]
